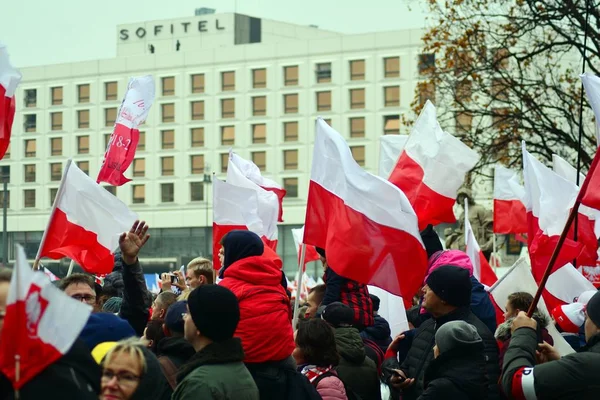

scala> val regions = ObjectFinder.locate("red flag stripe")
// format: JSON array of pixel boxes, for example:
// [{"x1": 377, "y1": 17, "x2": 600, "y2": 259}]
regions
[{"x1": 493, "y1": 199, "x2": 527, "y2": 234}]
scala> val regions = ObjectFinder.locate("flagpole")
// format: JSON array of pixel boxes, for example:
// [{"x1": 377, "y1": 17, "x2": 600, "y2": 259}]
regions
[
  {"x1": 66, "y1": 259, "x2": 75, "y2": 277},
  {"x1": 34, "y1": 159, "x2": 73, "y2": 269},
  {"x1": 492, "y1": 234, "x2": 497, "y2": 272},
  {"x1": 292, "y1": 244, "x2": 307, "y2": 331},
  {"x1": 14, "y1": 354, "x2": 20, "y2": 400}
]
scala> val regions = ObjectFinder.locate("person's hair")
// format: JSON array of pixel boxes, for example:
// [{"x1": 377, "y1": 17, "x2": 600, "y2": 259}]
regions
[
  {"x1": 155, "y1": 291, "x2": 177, "y2": 310},
  {"x1": 102, "y1": 338, "x2": 147, "y2": 373},
  {"x1": 0, "y1": 267, "x2": 12, "y2": 283},
  {"x1": 369, "y1": 294, "x2": 381, "y2": 312},
  {"x1": 187, "y1": 257, "x2": 214, "y2": 284},
  {"x1": 58, "y1": 273, "x2": 95, "y2": 292},
  {"x1": 296, "y1": 318, "x2": 340, "y2": 367},
  {"x1": 309, "y1": 284, "x2": 326, "y2": 298},
  {"x1": 508, "y1": 292, "x2": 534, "y2": 313},
  {"x1": 144, "y1": 319, "x2": 166, "y2": 354}
]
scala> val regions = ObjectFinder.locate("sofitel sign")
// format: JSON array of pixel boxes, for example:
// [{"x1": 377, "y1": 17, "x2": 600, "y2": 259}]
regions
[{"x1": 120, "y1": 19, "x2": 226, "y2": 40}]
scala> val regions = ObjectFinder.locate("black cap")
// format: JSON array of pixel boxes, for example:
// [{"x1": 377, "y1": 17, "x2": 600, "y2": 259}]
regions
[
  {"x1": 188, "y1": 285, "x2": 240, "y2": 342},
  {"x1": 425, "y1": 265, "x2": 472, "y2": 308},
  {"x1": 586, "y1": 290, "x2": 600, "y2": 328},
  {"x1": 322, "y1": 302, "x2": 354, "y2": 327}
]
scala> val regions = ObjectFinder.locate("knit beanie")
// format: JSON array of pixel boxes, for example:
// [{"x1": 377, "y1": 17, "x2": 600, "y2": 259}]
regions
[
  {"x1": 79, "y1": 313, "x2": 136, "y2": 350},
  {"x1": 586, "y1": 290, "x2": 600, "y2": 329},
  {"x1": 165, "y1": 300, "x2": 187, "y2": 334},
  {"x1": 370, "y1": 294, "x2": 381, "y2": 312},
  {"x1": 102, "y1": 296, "x2": 122, "y2": 314},
  {"x1": 322, "y1": 302, "x2": 354, "y2": 327},
  {"x1": 551, "y1": 303, "x2": 586, "y2": 333},
  {"x1": 425, "y1": 265, "x2": 472, "y2": 308},
  {"x1": 188, "y1": 285, "x2": 240, "y2": 342},
  {"x1": 435, "y1": 320, "x2": 482, "y2": 354}
]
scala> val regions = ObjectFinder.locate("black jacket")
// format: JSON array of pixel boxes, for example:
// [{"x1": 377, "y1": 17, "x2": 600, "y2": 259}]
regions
[
  {"x1": 157, "y1": 336, "x2": 196, "y2": 370},
  {"x1": 119, "y1": 258, "x2": 152, "y2": 336},
  {"x1": 417, "y1": 344, "x2": 487, "y2": 400},
  {"x1": 383, "y1": 307, "x2": 500, "y2": 400},
  {"x1": 502, "y1": 328, "x2": 600, "y2": 399},
  {"x1": 360, "y1": 314, "x2": 392, "y2": 354}
]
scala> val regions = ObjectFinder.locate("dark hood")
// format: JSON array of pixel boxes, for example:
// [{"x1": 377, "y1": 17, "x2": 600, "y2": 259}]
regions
[
  {"x1": 362, "y1": 315, "x2": 391, "y2": 341},
  {"x1": 157, "y1": 336, "x2": 195, "y2": 363},
  {"x1": 131, "y1": 347, "x2": 172, "y2": 400},
  {"x1": 334, "y1": 326, "x2": 366, "y2": 364},
  {"x1": 219, "y1": 230, "x2": 264, "y2": 277}
]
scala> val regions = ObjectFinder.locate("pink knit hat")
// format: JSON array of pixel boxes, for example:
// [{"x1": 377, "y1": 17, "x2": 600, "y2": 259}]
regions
[{"x1": 424, "y1": 250, "x2": 474, "y2": 283}]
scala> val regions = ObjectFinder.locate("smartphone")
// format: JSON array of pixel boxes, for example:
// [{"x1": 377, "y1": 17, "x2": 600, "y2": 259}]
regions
[
  {"x1": 384, "y1": 367, "x2": 406, "y2": 382},
  {"x1": 170, "y1": 274, "x2": 178, "y2": 283}
]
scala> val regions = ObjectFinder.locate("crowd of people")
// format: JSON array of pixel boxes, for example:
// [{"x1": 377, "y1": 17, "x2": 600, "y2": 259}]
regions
[{"x1": 1, "y1": 221, "x2": 600, "y2": 400}]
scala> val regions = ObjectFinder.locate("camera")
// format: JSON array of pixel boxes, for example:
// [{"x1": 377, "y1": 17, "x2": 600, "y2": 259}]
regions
[{"x1": 170, "y1": 274, "x2": 178, "y2": 283}]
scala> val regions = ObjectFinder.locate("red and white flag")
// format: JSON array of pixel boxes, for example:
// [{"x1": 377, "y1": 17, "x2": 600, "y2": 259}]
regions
[
  {"x1": 580, "y1": 73, "x2": 600, "y2": 147},
  {"x1": 545, "y1": 263, "x2": 596, "y2": 309},
  {"x1": 493, "y1": 165, "x2": 527, "y2": 234},
  {"x1": 379, "y1": 135, "x2": 408, "y2": 178},
  {"x1": 0, "y1": 245, "x2": 92, "y2": 389},
  {"x1": 226, "y1": 150, "x2": 279, "y2": 247},
  {"x1": 0, "y1": 44, "x2": 21, "y2": 160},
  {"x1": 291, "y1": 226, "x2": 320, "y2": 268},
  {"x1": 42, "y1": 267, "x2": 59, "y2": 282},
  {"x1": 388, "y1": 100, "x2": 480, "y2": 229},
  {"x1": 464, "y1": 200, "x2": 498, "y2": 288},
  {"x1": 97, "y1": 75, "x2": 155, "y2": 186},
  {"x1": 577, "y1": 73, "x2": 600, "y2": 209},
  {"x1": 38, "y1": 161, "x2": 139, "y2": 275},
  {"x1": 303, "y1": 118, "x2": 428, "y2": 298},
  {"x1": 228, "y1": 150, "x2": 286, "y2": 221}
]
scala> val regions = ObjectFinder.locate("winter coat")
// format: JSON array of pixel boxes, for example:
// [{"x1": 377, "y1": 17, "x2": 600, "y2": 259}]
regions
[
  {"x1": 495, "y1": 310, "x2": 553, "y2": 367},
  {"x1": 322, "y1": 267, "x2": 374, "y2": 328},
  {"x1": 417, "y1": 344, "x2": 487, "y2": 400},
  {"x1": 219, "y1": 253, "x2": 295, "y2": 363},
  {"x1": 502, "y1": 329, "x2": 600, "y2": 399},
  {"x1": 316, "y1": 375, "x2": 348, "y2": 400},
  {"x1": 360, "y1": 314, "x2": 393, "y2": 354},
  {"x1": 120, "y1": 258, "x2": 152, "y2": 336},
  {"x1": 334, "y1": 326, "x2": 382, "y2": 400},
  {"x1": 383, "y1": 307, "x2": 500, "y2": 400},
  {"x1": 173, "y1": 337, "x2": 259, "y2": 400},
  {"x1": 156, "y1": 335, "x2": 196, "y2": 388},
  {"x1": 130, "y1": 347, "x2": 173, "y2": 400}
]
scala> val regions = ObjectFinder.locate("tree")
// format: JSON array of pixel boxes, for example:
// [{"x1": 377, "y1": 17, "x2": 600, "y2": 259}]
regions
[{"x1": 412, "y1": 0, "x2": 600, "y2": 175}]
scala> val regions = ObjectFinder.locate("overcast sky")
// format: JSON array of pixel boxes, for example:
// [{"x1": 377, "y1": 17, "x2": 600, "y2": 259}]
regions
[{"x1": 0, "y1": 0, "x2": 429, "y2": 68}]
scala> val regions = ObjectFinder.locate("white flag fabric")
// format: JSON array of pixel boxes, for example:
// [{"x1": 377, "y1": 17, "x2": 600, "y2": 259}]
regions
[{"x1": 379, "y1": 135, "x2": 408, "y2": 178}]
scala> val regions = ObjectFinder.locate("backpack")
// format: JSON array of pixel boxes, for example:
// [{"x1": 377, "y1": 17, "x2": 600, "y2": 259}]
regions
[
  {"x1": 283, "y1": 368, "x2": 323, "y2": 400},
  {"x1": 313, "y1": 370, "x2": 363, "y2": 400}
]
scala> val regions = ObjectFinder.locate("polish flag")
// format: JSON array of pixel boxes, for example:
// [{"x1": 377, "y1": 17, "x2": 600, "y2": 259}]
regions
[
  {"x1": 493, "y1": 165, "x2": 527, "y2": 234},
  {"x1": 487, "y1": 257, "x2": 574, "y2": 356},
  {"x1": 42, "y1": 267, "x2": 59, "y2": 282},
  {"x1": 0, "y1": 44, "x2": 21, "y2": 160},
  {"x1": 97, "y1": 75, "x2": 155, "y2": 186},
  {"x1": 578, "y1": 74, "x2": 600, "y2": 209},
  {"x1": 388, "y1": 101, "x2": 480, "y2": 229},
  {"x1": 0, "y1": 245, "x2": 92, "y2": 389},
  {"x1": 378, "y1": 135, "x2": 408, "y2": 178},
  {"x1": 291, "y1": 226, "x2": 320, "y2": 267},
  {"x1": 228, "y1": 150, "x2": 286, "y2": 221},
  {"x1": 545, "y1": 263, "x2": 596, "y2": 311},
  {"x1": 464, "y1": 200, "x2": 497, "y2": 288},
  {"x1": 580, "y1": 73, "x2": 600, "y2": 147},
  {"x1": 303, "y1": 118, "x2": 428, "y2": 298},
  {"x1": 38, "y1": 161, "x2": 139, "y2": 275},
  {"x1": 226, "y1": 150, "x2": 279, "y2": 247}
]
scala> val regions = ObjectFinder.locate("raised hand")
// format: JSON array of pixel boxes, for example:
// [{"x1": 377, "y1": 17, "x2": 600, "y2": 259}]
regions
[{"x1": 119, "y1": 220, "x2": 150, "y2": 265}]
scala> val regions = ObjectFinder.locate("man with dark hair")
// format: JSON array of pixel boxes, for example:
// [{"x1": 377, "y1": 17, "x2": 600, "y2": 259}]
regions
[
  {"x1": 58, "y1": 273, "x2": 99, "y2": 310},
  {"x1": 305, "y1": 284, "x2": 326, "y2": 319},
  {"x1": 360, "y1": 294, "x2": 393, "y2": 354},
  {"x1": 151, "y1": 291, "x2": 177, "y2": 320}
]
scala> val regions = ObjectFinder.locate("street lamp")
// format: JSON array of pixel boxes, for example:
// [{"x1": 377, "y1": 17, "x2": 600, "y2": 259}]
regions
[
  {"x1": 1, "y1": 166, "x2": 9, "y2": 266},
  {"x1": 203, "y1": 163, "x2": 212, "y2": 258}
]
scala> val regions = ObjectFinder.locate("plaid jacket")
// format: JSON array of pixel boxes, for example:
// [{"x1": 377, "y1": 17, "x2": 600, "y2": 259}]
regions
[{"x1": 322, "y1": 267, "x2": 374, "y2": 328}]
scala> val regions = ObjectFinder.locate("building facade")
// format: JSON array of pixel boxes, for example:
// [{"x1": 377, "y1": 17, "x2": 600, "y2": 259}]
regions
[{"x1": 3, "y1": 12, "x2": 433, "y2": 276}]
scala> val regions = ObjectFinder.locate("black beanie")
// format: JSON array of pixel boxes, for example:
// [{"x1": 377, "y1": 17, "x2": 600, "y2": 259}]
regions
[
  {"x1": 370, "y1": 294, "x2": 381, "y2": 312},
  {"x1": 425, "y1": 265, "x2": 472, "y2": 308},
  {"x1": 322, "y1": 302, "x2": 354, "y2": 327},
  {"x1": 315, "y1": 247, "x2": 326, "y2": 259},
  {"x1": 586, "y1": 290, "x2": 600, "y2": 328},
  {"x1": 188, "y1": 285, "x2": 240, "y2": 342}
]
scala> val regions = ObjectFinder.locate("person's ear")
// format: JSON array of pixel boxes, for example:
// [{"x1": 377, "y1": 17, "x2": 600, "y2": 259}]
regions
[
  {"x1": 159, "y1": 308, "x2": 166, "y2": 319},
  {"x1": 199, "y1": 276, "x2": 206, "y2": 285},
  {"x1": 147, "y1": 340, "x2": 154, "y2": 348}
]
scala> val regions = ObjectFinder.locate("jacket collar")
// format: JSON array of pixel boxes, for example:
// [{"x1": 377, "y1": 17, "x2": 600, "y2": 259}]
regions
[
  {"x1": 177, "y1": 338, "x2": 245, "y2": 383},
  {"x1": 433, "y1": 306, "x2": 470, "y2": 328}
]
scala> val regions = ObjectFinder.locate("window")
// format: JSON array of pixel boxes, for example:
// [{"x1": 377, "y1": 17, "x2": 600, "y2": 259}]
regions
[
  {"x1": 316, "y1": 63, "x2": 332, "y2": 83},
  {"x1": 133, "y1": 159, "x2": 145, "y2": 177},
  {"x1": 493, "y1": 48, "x2": 510, "y2": 70},
  {"x1": 161, "y1": 157, "x2": 174, "y2": 176},
  {"x1": 104, "y1": 186, "x2": 117, "y2": 196},
  {"x1": 220, "y1": 153, "x2": 229, "y2": 172},
  {"x1": 419, "y1": 82, "x2": 436, "y2": 106},
  {"x1": 104, "y1": 134, "x2": 111, "y2": 149},
  {"x1": 221, "y1": 71, "x2": 235, "y2": 91},
  {"x1": 24, "y1": 139, "x2": 36, "y2": 157},
  {"x1": 284, "y1": 94, "x2": 298, "y2": 114},
  {"x1": 384, "y1": 57, "x2": 400, "y2": 78},
  {"x1": 77, "y1": 136, "x2": 90, "y2": 154},
  {"x1": 191, "y1": 128, "x2": 204, "y2": 147},
  {"x1": 162, "y1": 103, "x2": 175, "y2": 123},
  {"x1": 24, "y1": 114, "x2": 36, "y2": 132},
  {"x1": 137, "y1": 131, "x2": 145, "y2": 151},
  {"x1": 191, "y1": 74, "x2": 205, "y2": 93},
  {"x1": 191, "y1": 155, "x2": 204, "y2": 174},
  {"x1": 51, "y1": 112, "x2": 62, "y2": 130},
  {"x1": 24, "y1": 189, "x2": 36, "y2": 208},
  {"x1": 162, "y1": 77, "x2": 175, "y2": 96},
  {"x1": 252, "y1": 151, "x2": 266, "y2": 171},
  {"x1": 252, "y1": 96, "x2": 266, "y2": 116},
  {"x1": 50, "y1": 188, "x2": 58, "y2": 206},
  {"x1": 418, "y1": 54, "x2": 436, "y2": 75},
  {"x1": 284, "y1": 121, "x2": 298, "y2": 142},
  {"x1": 284, "y1": 66, "x2": 299, "y2": 86},
  {"x1": 0, "y1": 190, "x2": 8, "y2": 208},
  {"x1": 50, "y1": 163, "x2": 62, "y2": 181},
  {"x1": 24, "y1": 89, "x2": 36, "y2": 107},
  {"x1": 161, "y1": 130, "x2": 175, "y2": 149},
  {"x1": 383, "y1": 115, "x2": 400, "y2": 135},
  {"x1": 252, "y1": 124, "x2": 266, "y2": 144},
  {"x1": 24, "y1": 164, "x2": 36, "y2": 183},
  {"x1": 316, "y1": 91, "x2": 331, "y2": 111},
  {"x1": 105, "y1": 108, "x2": 117, "y2": 127},
  {"x1": 50, "y1": 138, "x2": 62, "y2": 156},
  {"x1": 191, "y1": 101, "x2": 204, "y2": 120},
  {"x1": 253, "y1": 68, "x2": 267, "y2": 88},
  {"x1": 349, "y1": 117, "x2": 365, "y2": 138},
  {"x1": 221, "y1": 98, "x2": 235, "y2": 118},
  {"x1": 77, "y1": 110, "x2": 89, "y2": 129},
  {"x1": 492, "y1": 108, "x2": 511, "y2": 131},
  {"x1": 384, "y1": 86, "x2": 400, "y2": 107},
  {"x1": 190, "y1": 182, "x2": 204, "y2": 201},
  {"x1": 350, "y1": 89, "x2": 365, "y2": 109},
  {"x1": 456, "y1": 79, "x2": 473, "y2": 102},
  {"x1": 78, "y1": 84, "x2": 90, "y2": 103},
  {"x1": 491, "y1": 78, "x2": 508, "y2": 101},
  {"x1": 350, "y1": 60, "x2": 365, "y2": 81},
  {"x1": 132, "y1": 185, "x2": 145, "y2": 204},
  {"x1": 51, "y1": 87, "x2": 63, "y2": 105},
  {"x1": 350, "y1": 146, "x2": 366, "y2": 166},
  {"x1": 283, "y1": 178, "x2": 298, "y2": 198},
  {"x1": 105, "y1": 81, "x2": 118, "y2": 101},
  {"x1": 454, "y1": 51, "x2": 471, "y2": 76},
  {"x1": 455, "y1": 112, "x2": 473, "y2": 134},
  {"x1": 221, "y1": 126, "x2": 235, "y2": 146},
  {"x1": 77, "y1": 161, "x2": 89, "y2": 175},
  {"x1": 284, "y1": 150, "x2": 298, "y2": 170},
  {"x1": 161, "y1": 183, "x2": 175, "y2": 203}
]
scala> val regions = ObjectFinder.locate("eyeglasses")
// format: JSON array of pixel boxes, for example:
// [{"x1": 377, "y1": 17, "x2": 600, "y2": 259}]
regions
[
  {"x1": 71, "y1": 294, "x2": 96, "y2": 304},
  {"x1": 102, "y1": 370, "x2": 141, "y2": 386}
]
